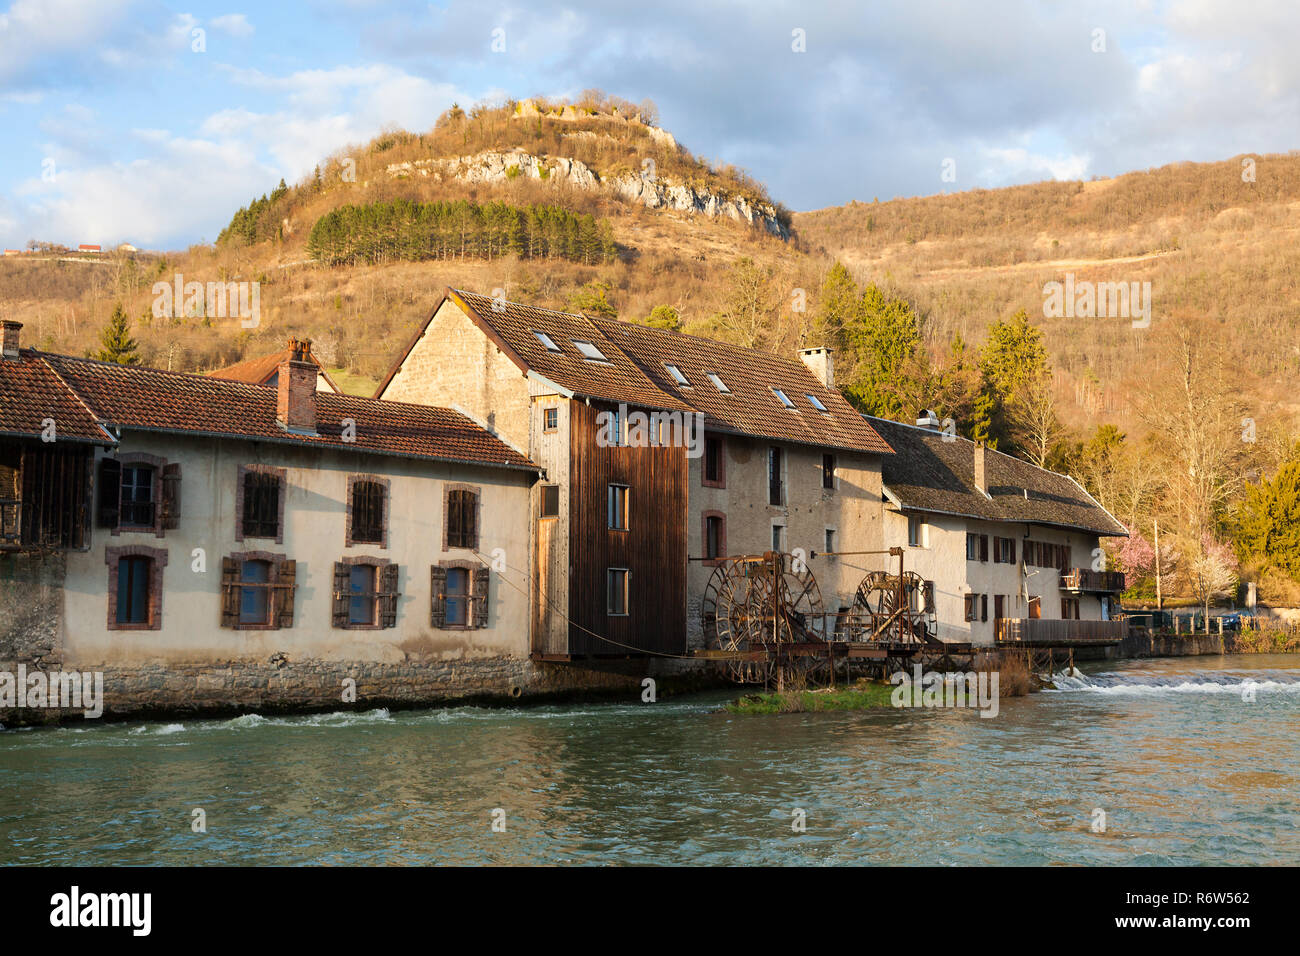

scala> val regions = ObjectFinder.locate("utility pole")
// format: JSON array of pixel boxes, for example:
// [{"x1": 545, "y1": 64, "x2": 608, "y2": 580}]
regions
[{"x1": 1154, "y1": 517, "x2": 1162, "y2": 611}]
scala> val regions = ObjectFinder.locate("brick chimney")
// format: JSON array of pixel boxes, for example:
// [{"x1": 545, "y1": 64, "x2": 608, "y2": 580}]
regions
[
  {"x1": 798, "y1": 346, "x2": 834, "y2": 388},
  {"x1": 277, "y1": 337, "x2": 317, "y2": 435},
  {"x1": 1, "y1": 320, "x2": 21, "y2": 360},
  {"x1": 974, "y1": 441, "x2": 988, "y2": 497}
]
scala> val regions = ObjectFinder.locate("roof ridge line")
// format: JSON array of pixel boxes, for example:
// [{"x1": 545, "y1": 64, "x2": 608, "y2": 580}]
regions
[
  {"x1": 38, "y1": 354, "x2": 117, "y2": 443},
  {"x1": 592, "y1": 315, "x2": 832, "y2": 377}
]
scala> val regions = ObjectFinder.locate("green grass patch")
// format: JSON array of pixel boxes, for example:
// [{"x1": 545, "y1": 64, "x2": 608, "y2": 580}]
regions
[
  {"x1": 726, "y1": 682, "x2": 895, "y2": 714},
  {"x1": 327, "y1": 367, "x2": 381, "y2": 396}
]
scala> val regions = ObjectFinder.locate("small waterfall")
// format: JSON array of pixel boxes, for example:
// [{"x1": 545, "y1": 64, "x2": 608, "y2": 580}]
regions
[{"x1": 1047, "y1": 668, "x2": 1300, "y2": 695}]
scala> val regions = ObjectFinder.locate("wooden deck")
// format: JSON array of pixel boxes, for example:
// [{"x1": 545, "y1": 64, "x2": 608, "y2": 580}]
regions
[{"x1": 995, "y1": 617, "x2": 1127, "y2": 646}]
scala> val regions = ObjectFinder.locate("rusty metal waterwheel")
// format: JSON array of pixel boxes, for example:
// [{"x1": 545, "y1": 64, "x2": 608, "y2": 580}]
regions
[
  {"x1": 701, "y1": 552, "x2": 827, "y2": 684},
  {"x1": 847, "y1": 570, "x2": 934, "y2": 644}
]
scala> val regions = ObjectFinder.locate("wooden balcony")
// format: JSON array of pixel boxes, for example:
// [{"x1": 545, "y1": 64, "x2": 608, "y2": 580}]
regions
[
  {"x1": 1060, "y1": 568, "x2": 1126, "y2": 593},
  {"x1": 0, "y1": 441, "x2": 93, "y2": 552},
  {"x1": 995, "y1": 617, "x2": 1128, "y2": 646}
]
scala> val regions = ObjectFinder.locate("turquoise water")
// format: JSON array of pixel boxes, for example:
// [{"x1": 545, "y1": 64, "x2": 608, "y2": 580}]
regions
[{"x1": 2, "y1": 654, "x2": 1298, "y2": 865}]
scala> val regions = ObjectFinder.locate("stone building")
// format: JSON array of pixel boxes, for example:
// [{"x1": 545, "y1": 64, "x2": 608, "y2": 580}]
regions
[
  {"x1": 867, "y1": 414, "x2": 1128, "y2": 646},
  {"x1": 1, "y1": 326, "x2": 601, "y2": 720},
  {"x1": 375, "y1": 288, "x2": 893, "y2": 656}
]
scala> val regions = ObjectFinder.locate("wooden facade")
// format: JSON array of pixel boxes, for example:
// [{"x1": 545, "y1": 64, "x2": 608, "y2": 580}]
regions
[
  {"x1": 996, "y1": 617, "x2": 1127, "y2": 644},
  {"x1": 562, "y1": 399, "x2": 687, "y2": 656},
  {"x1": 0, "y1": 440, "x2": 94, "y2": 552}
]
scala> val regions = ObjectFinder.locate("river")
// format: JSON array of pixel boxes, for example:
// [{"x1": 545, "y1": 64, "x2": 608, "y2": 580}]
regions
[{"x1": 2, "y1": 654, "x2": 1298, "y2": 865}]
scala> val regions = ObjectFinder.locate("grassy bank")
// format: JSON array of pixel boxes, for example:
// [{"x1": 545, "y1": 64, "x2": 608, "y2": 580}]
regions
[
  {"x1": 1233, "y1": 624, "x2": 1300, "y2": 653},
  {"x1": 726, "y1": 681, "x2": 895, "y2": 714}
]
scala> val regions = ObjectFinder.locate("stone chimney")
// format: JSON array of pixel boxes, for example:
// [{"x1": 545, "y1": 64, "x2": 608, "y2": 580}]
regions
[
  {"x1": 798, "y1": 346, "x2": 834, "y2": 388},
  {"x1": 277, "y1": 337, "x2": 317, "y2": 435},
  {"x1": 974, "y1": 441, "x2": 988, "y2": 497},
  {"x1": 916, "y1": 409, "x2": 941, "y2": 430},
  {"x1": 1, "y1": 320, "x2": 21, "y2": 360}
]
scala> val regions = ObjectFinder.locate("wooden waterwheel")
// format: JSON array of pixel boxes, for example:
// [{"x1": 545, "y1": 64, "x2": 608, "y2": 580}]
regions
[
  {"x1": 701, "y1": 552, "x2": 827, "y2": 684},
  {"x1": 846, "y1": 570, "x2": 934, "y2": 645}
]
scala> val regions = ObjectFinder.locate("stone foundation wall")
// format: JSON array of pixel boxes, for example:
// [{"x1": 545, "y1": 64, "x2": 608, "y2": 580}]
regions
[
  {"x1": 0, "y1": 552, "x2": 65, "y2": 664},
  {"x1": 1, "y1": 653, "x2": 715, "y2": 726},
  {"x1": 1118, "y1": 629, "x2": 1233, "y2": 658}
]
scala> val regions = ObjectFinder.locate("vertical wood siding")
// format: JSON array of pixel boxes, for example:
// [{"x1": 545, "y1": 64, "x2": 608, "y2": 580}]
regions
[{"x1": 566, "y1": 400, "x2": 687, "y2": 656}]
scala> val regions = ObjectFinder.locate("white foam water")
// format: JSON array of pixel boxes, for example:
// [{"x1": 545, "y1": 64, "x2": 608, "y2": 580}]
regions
[{"x1": 1049, "y1": 668, "x2": 1300, "y2": 695}]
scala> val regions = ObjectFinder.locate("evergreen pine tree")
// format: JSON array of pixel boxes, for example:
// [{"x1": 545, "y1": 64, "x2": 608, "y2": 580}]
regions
[{"x1": 94, "y1": 304, "x2": 140, "y2": 365}]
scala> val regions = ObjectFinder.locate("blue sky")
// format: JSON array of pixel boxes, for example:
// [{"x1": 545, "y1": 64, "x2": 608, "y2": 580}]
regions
[{"x1": 1, "y1": 0, "x2": 1297, "y2": 250}]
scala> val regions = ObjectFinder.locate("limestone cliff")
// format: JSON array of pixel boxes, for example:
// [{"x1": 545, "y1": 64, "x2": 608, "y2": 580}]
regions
[{"x1": 386, "y1": 148, "x2": 790, "y2": 240}]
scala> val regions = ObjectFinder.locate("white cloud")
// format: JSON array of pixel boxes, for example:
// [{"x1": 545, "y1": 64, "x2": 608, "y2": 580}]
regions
[
  {"x1": 210, "y1": 14, "x2": 254, "y2": 38},
  {"x1": 3, "y1": 62, "x2": 477, "y2": 247},
  {"x1": 12, "y1": 132, "x2": 274, "y2": 247}
]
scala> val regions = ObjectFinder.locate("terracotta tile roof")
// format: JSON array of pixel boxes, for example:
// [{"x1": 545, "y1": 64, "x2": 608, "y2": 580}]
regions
[
  {"x1": 444, "y1": 289, "x2": 694, "y2": 413},
  {"x1": 209, "y1": 342, "x2": 340, "y2": 392},
  {"x1": 867, "y1": 416, "x2": 1127, "y2": 536},
  {"x1": 0, "y1": 351, "x2": 113, "y2": 443},
  {"x1": 0, "y1": 351, "x2": 535, "y2": 471},
  {"x1": 380, "y1": 288, "x2": 891, "y2": 455},
  {"x1": 592, "y1": 318, "x2": 892, "y2": 454}
]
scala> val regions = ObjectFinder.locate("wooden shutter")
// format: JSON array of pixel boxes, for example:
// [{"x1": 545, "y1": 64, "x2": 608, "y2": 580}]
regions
[
  {"x1": 981, "y1": 594, "x2": 989, "y2": 622},
  {"x1": 274, "y1": 560, "x2": 296, "y2": 628},
  {"x1": 964, "y1": 595, "x2": 974, "y2": 622},
  {"x1": 979, "y1": 535, "x2": 989, "y2": 562},
  {"x1": 161, "y1": 463, "x2": 182, "y2": 530},
  {"x1": 378, "y1": 563, "x2": 399, "y2": 628},
  {"x1": 220, "y1": 556, "x2": 240, "y2": 628},
  {"x1": 331, "y1": 561, "x2": 350, "y2": 627},
  {"x1": 471, "y1": 567, "x2": 490, "y2": 628},
  {"x1": 446, "y1": 490, "x2": 462, "y2": 547},
  {"x1": 97, "y1": 458, "x2": 121, "y2": 528},
  {"x1": 1008, "y1": 538, "x2": 1017, "y2": 564},
  {"x1": 430, "y1": 566, "x2": 447, "y2": 627},
  {"x1": 465, "y1": 493, "x2": 479, "y2": 551}
]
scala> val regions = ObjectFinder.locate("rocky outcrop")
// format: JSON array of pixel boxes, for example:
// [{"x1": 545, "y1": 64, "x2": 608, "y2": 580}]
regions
[{"x1": 385, "y1": 148, "x2": 789, "y2": 239}]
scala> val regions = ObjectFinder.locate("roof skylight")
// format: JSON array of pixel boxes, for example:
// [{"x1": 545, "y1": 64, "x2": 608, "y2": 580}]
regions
[
  {"x1": 806, "y1": 393, "x2": 828, "y2": 412},
  {"x1": 706, "y1": 372, "x2": 730, "y2": 393},
  {"x1": 772, "y1": 387, "x2": 796, "y2": 409},
  {"x1": 664, "y1": 363, "x2": 690, "y2": 386},
  {"x1": 532, "y1": 331, "x2": 561, "y2": 352},
  {"x1": 573, "y1": 340, "x2": 608, "y2": 362}
]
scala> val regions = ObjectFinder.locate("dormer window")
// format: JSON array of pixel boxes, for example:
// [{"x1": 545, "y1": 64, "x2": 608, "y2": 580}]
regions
[
  {"x1": 573, "y1": 340, "x2": 608, "y2": 362},
  {"x1": 664, "y1": 363, "x2": 690, "y2": 386},
  {"x1": 806, "y1": 393, "x2": 828, "y2": 412},
  {"x1": 706, "y1": 372, "x2": 730, "y2": 393},
  {"x1": 532, "y1": 331, "x2": 561, "y2": 352},
  {"x1": 772, "y1": 387, "x2": 795, "y2": 409}
]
